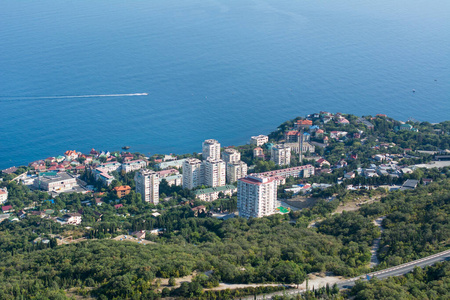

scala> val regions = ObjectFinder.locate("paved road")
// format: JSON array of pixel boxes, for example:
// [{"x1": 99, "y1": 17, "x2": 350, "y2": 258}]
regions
[
  {"x1": 338, "y1": 249, "x2": 450, "y2": 289},
  {"x1": 244, "y1": 249, "x2": 450, "y2": 300}
]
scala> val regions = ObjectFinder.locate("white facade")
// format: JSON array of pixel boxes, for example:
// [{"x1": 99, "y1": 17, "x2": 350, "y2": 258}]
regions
[
  {"x1": 284, "y1": 142, "x2": 315, "y2": 154},
  {"x1": 134, "y1": 169, "x2": 160, "y2": 204},
  {"x1": 160, "y1": 174, "x2": 183, "y2": 186},
  {"x1": 195, "y1": 185, "x2": 237, "y2": 202},
  {"x1": 226, "y1": 161, "x2": 248, "y2": 183},
  {"x1": 237, "y1": 175, "x2": 277, "y2": 218},
  {"x1": 121, "y1": 160, "x2": 147, "y2": 173},
  {"x1": 250, "y1": 135, "x2": 269, "y2": 146},
  {"x1": 34, "y1": 172, "x2": 78, "y2": 192},
  {"x1": 202, "y1": 139, "x2": 221, "y2": 160},
  {"x1": 182, "y1": 158, "x2": 203, "y2": 190},
  {"x1": 222, "y1": 148, "x2": 241, "y2": 164},
  {"x1": 98, "y1": 162, "x2": 122, "y2": 173},
  {"x1": 203, "y1": 158, "x2": 226, "y2": 187},
  {"x1": 0, "y1": 188, "x2": 7, "y2": 204},
  {"x1": 63, "y1": 213, "x2": 82, "y2": 225},
  {"x1": 271, "y1": 144, "x2": 291, "y2": 166}
]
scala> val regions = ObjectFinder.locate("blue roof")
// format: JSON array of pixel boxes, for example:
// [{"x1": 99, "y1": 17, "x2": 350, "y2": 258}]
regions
[
  {"x1": 44, "y1": 199, "x2": 54, "y2": 204},
  {"x1": 310, "y1": 125, "x2": 319, "y2": 129},
  {"x1": 303, "y1": 132, "x2": 310, "y2": 136}
]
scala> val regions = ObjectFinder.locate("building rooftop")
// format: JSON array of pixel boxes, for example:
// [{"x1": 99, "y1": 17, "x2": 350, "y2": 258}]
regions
[
  {"x1": 38, "y1": 172, "x2": 75, "y2": 183},
  {"x1": 194, "y1": 185, "x2": 237, "y2": 195}
]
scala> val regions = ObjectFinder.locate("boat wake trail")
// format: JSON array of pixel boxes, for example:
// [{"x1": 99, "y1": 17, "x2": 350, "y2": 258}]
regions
[{"x1": 0, "y1": 93, "x2": 148, "y2": 102}]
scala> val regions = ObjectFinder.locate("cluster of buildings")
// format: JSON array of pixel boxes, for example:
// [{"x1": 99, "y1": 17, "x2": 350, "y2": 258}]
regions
[{"x1": 182, "y1": 139, "x2": 248, "y2": 191}]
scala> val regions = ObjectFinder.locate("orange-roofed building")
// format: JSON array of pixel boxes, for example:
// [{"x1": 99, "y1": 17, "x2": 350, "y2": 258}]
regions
[
  {"x1": 296, "y1": 119, "x2": 313, "y2": 129},
  {"x1": 113, "y1": 185, "x2": 131, "y2": 198},
  {"x1": 64, "y1": 150, "x2": 79, "y2": 161}
]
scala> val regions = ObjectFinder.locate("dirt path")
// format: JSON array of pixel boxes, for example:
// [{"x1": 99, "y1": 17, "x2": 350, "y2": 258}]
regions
[
  {"x1": 333, "y1": 195, "x2": 383, "y2": 215},
  {"x1": 370, "y1": 216, "x2": 385, "y2": 268}
]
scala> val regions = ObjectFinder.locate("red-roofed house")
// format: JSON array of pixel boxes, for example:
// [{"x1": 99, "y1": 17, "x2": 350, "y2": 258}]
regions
[
  {"x1": 317, "y1": 158, "x2": 330, "y2": 168},
  {"x1": 45, "y1": 157, "x2": 56, "y2": 163},
  {"x1": 114, "y1": 204, "x2": 123, "y2": 209},
  {"x1": 2, "y1": 205, "x2": 13, "y2": 213},
  {"x1": 90, "y1": 149, "x2": 100, "y2": 156},
  {"x1": 253, "y1": 147, "x2": 264, "y2": 159}
]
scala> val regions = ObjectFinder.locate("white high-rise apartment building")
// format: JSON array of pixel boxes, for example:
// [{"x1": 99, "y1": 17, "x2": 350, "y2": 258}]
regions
[
  {"x1": 134, "y1": 169, "x2": 160, "y2": 204},
  {"x1": 203, "y1": 158, "x2": 226, "y2": 187},
  {"x1": 271, "y1": 144, "x2": 291, "y2": 166},
  {"x1": 182, "y1": 158, "x2": 203, "y2": 189},
  {"x1": 222, "y1": 148, "x2": 241, "y2": 164},
  {"x1": 237, "y1": 175, "x2": 277, "y2": 218},
  {"x1": 226, "y1": 161, "x2": 248, "y2": 183},
  {"x1": 250, "y1": 135, "x2": 269, "y2": 146},
  {"x1": 202, "y1": 139, "x2": 221, "y2": 160}
]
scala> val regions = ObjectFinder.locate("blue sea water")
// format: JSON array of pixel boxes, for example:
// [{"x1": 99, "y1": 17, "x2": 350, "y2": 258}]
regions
[{"x1": 1, "y1": 0, "x2": 450, "y2": 169}]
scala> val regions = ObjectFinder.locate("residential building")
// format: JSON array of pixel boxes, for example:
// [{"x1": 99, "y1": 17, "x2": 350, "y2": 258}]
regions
[
  {"x1": 93, "y1": 168, "x2": 114, "y2": 186},
  {"x1": 34, "y1": 172, "x2": 78, "y2": 192},
  {"x1": 194, "y1": 185, "x2": 237, "y2": 202},
  {"x1": 252, "y1": 165, "x2": 315, "y2": 179},
  {"x1": 270, "y1": 175, "x2": 286, "y2": 187},
  {"x1": 132, "y1": 230, "x2": 146, "y2": 239},
  {"x1": 330, "y1": 131, "x2": 348, "y2": 139},
  {"x1": 0, "y1": 188, "x2": 7, "y2": 204},
  {"x1": 2, "y1": 166, "x2": 17, "y2": 174},
  {"x1": 253, "y1": 147, "x2": 264, "y2": 159},
  {"x1": 401, "y1": 179, "x2": 419, "y2": 190},
  {"x1": 357, "y1": 117, "x2": 374, "y2": 130},
  {"x1": 2, "y1": 205, "x2": 13, "y2": 213},
  {"x1": 121, "y1": 160, "x2": 147, "y2": 173},
  {"x1": 203, "y1": 158, "x2": 226, "y2": 187},
  {"x1": 160, "y1": 174, "x2": 183, "y2": 186},
  {"x1": 222, "y1": 148, "x2": 241, "y2": 164},
  {"x1": 202, "y1": 139, "x2": 221, "y2": 160},
  {"x1": 271, "y1": 144, "x2": 291, "y2": 166},
  {"x1": 156, "y1": 169, "x2": 180, "y2": 178},
  {"x1": 317, "y1": 158, "x2": 331, "y2": 168},
  {"x1": 237, "y1": 175, "x2": 277, "y2": 218},
  {"x1": 226, "y1": 161, "x2": 248, "y2": 183},
  {"x1": 64, "y1": 150, "x2": 79, "y2": 161},
  {"x1": 284, "y1": 142, "x2": 315, "y2": 154},
  {"x1": 61, "y1": 213, "x2": 82, "y2": 225},
  {"x1": 134, "y1": 169, "x2": 160, "y2": 204},
  {"x1": 284, "y1": 131, "x2": 301, "y2": 143},
  {"x1": 344, "y1": 172, "x2": 355, "y2": 179},
  {"x1": 295, "y1": 119, "x2": 313, "y2": 129},
  {"x1": 182, "y1": 158, "x2": 203, "y2": 190},
  {"x1": 250, "y1": 135, "x2": 269, "y2": 146},
  {"x1": 157, "y1": 158, "x2": 187, "y2": 170},
  {"x1": 98, "y1": 162, "x2": 122, "y2": 173},
  {"x1": 113, "y1": 185, "x2": 131, "y2": 198}
]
